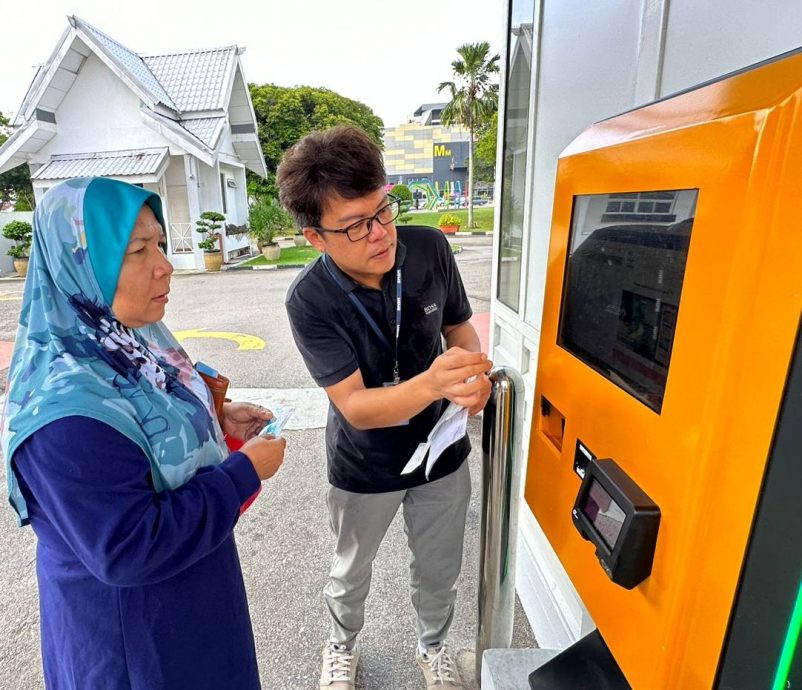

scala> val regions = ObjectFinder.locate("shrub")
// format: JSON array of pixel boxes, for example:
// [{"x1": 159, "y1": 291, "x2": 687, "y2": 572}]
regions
[
  {"x1": 2, "y1": 219, "x2": 33, "y2": 259},
  {"x1": 195, "y1": 211, "x2": 225, "y2": 252},
  {"x1": 249, "y1": 197, "x2": 294, "y2": 248},
  {"x1": 438, "y1": 213, "x2": 462, "y2": 228},
  {"x1": 225, "y1": 223, "x2": 248, "y2": 236}
]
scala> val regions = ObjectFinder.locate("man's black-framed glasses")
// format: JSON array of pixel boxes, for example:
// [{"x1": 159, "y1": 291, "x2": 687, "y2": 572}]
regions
[{"x1": 314, "y1": 195, "x2": 401, "y2": 242}]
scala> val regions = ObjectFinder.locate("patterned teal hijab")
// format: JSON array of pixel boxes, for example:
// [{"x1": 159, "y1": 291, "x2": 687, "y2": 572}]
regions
[{"x1": 2, "y1": 177, "x2": 227, "y2": 526}]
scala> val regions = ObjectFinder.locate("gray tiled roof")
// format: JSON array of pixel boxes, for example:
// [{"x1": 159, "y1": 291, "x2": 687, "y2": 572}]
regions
[
  {"x1": 74, "y1": 17, "x2": 177, "y2": 111},
  {"x1": 179, "y1": 117, "x2": 226, "y2": 147},
  {"x1": 144, "y1": 48, "x2": 236, "y2": 113},
  {"x1": 31, "y1": 147, "x2": 169, "y2": 180}
]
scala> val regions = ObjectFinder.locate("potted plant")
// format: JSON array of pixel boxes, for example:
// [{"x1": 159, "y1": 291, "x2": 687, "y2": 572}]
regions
[
  {"x1": 2, "y1": 219, "x2": 33, "y2": 277},
  {"x1": 438, "y1": 212, "x2": 462, "y2": 235},
  {"x1": 249, "y1": 197, "x2": 293, "y2": 261},
  {"x1": 195, "y1": 211, "x2": 226, "y2": 272},
  {"x1": 293, "y1": 232, "x2": 309, "y2": 248}
]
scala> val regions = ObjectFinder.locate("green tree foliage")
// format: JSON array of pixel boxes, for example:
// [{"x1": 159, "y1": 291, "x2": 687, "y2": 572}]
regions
[
  {"x1": 438, "y1": 42, "x2": 500, "y2": 227},
  {"x1": 246, "y1": 85, "x2": 384, "y2": 199},
  {"x1": 0, "y1": 112, "x2": 34, "y2": 210},
  {"x1": 475, "y1": 112, "x2": 498, "y2": 184}
]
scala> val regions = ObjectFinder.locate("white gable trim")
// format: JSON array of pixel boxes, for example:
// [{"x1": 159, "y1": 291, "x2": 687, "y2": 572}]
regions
[
  {"x1": 0, "y1": 120, "x2": 57, "y2": 175},
  {"x1": 20, "y1": 27, "x2": 89, "y2": 124},
  {"x1": 227, "y1": 58, "x2": 267, "y2": 178},
  {"x1": 220, "y1": 49, "x2": 240, "y2": 116},
  {"x1": 180, "y1": 110, "x2": 227, "y2": 120}
]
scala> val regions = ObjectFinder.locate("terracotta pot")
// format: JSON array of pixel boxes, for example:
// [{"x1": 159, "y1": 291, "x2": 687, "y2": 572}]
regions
[
  {"x1": 261, "y1": 244, "x2": 281, "y2": 261},
  {"x1": 13, "y1": 258, "x2": 29, "y2": 278},
  {"x1": 203, "y1": 251, "x2": 223, "y2": 272},
  {"x1": 439, "y1": 225, "x2": 460, "y2": 235}
]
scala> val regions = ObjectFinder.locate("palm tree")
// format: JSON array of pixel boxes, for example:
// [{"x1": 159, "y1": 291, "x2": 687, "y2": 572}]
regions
[{"x1": 438, "y1": 42, "x2": 500, "y2": 228}]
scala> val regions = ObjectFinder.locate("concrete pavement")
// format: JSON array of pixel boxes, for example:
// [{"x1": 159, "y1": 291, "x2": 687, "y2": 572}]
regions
[{"x1": 0, "y1": 236, "x2": 537, "y2": 689}]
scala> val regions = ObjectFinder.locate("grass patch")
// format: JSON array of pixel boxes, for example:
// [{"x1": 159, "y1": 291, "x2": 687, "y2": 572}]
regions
[
  {"x1": 238, "y1": 245, "x2": 320, "y2": 268},
  {"x1": 400, "y1": 206, "x2": 495, "y2": 232},
  {"x1": 237, "y1": 238, "x2": 463, "y2": 270}
]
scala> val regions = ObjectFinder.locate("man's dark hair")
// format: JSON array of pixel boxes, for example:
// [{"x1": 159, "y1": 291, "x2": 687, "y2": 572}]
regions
[{"x1": 277, "y1": 125, "x2": 386, "y2": 228}]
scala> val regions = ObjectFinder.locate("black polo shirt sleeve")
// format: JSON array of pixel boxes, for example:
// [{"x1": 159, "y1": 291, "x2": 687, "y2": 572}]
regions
[{"x1": 285, "y1": 268, "x2": 359, "y2": 388}]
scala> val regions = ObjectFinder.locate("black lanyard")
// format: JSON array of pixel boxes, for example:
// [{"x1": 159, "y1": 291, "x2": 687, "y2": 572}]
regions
[{"x1": 322, "y1": 253, "x2": 402, "y2": 384}]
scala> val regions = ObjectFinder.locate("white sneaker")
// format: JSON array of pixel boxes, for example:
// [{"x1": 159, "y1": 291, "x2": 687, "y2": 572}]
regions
[
  {"x1": 416, "y1": 644, "x2": 463, "y2": 688},
  {"x1": 320, "y1": 643, "x2": 359, "y2": 689}
]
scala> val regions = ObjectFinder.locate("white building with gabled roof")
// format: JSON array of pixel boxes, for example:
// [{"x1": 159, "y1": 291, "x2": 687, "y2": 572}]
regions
[{"x1": 0, "y1": 15, "x2": 267, "y2": 269}]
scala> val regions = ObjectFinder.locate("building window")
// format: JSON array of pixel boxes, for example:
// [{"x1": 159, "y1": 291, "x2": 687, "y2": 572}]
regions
[
  {"x1": 601, "y1": 191, "x2": 678, "y2": 223},
  {"x1": 220, "y1": 173, "x2": 227, "y2": 214},
  {"x1": 497, "y1": 0, "x2": 536, "y2": 312}
]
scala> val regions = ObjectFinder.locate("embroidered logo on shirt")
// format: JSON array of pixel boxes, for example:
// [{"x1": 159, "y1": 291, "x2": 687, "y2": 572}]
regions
[{"x1": 424, "y1": 303, "x2": 439, "y2": 315}]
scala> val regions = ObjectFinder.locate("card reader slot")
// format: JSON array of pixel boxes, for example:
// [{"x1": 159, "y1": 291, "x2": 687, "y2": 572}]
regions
[{"x1": 539, "y1": 395, "x2": 566, "y2": 452}]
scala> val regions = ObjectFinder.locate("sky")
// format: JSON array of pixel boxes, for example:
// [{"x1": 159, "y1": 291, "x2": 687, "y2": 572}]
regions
[{"x1": 0, "y1": 0, "x2": 505, "y2": 128}]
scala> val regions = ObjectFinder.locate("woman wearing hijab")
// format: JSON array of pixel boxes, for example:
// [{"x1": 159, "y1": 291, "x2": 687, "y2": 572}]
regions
[{"x1": 2, "y1": 177, "x2": 285, "y2": 689}]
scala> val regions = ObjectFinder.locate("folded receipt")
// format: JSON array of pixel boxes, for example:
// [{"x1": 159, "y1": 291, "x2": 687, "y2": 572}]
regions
[{"x1": 400, "y1": 401, "x2": 468, "y2": 479}]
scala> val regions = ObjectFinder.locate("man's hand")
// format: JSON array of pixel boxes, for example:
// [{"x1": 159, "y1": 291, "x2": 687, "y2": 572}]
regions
[
  {"x1": 221, "y1": 402, "x2": 273, "y2": 440},
  {"x1": 464, "y1": 374, "x2": 492, "y2": 416},
  {"x1": 240, "y1": 434, "x2": 286, "y2": 481},
  {"x1": 425, "y1": 347, "x2": 493, "y2": 410}
]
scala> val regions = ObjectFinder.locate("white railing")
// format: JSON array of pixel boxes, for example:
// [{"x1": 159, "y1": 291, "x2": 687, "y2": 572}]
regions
[{"x1": 168, "y1": 222, "x2": 193, "y2": 254}]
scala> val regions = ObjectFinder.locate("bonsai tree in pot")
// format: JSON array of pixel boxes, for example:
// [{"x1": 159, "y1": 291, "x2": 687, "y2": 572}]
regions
[
  {"x1": 195, "y1": 211, "x2": 225, "y2": 272},
  {"x1": 438, "y1": 212, "x2": 462, "y2": 235},
  {"x1": 249, "y1": 197, "x2": 293, "y2": 261},
  {"x1": 2, "y1": 219, "x2": 33, "y2": 277}
]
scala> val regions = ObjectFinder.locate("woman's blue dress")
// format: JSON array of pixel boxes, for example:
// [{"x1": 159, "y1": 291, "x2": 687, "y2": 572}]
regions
[{"x1": 13, "y1": 416, "x2": 262, "y2": 690}]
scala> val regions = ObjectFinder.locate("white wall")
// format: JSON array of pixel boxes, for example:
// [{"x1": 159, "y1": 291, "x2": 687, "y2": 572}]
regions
[
  {"x1": 37, "y1": 50, "x2": 173, "y2": 160},
  {"x1": 218, "y1": 163, "x2": 250, "y2": 259},
  {"x1": 497, "y1": 0, "x2": 802, "y2": 651},
  {"x1": 660, "y1": 0, "x2": 802, "y2": 96}
]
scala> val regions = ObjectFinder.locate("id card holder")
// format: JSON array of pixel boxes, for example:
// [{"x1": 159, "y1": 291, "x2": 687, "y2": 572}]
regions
[{"x1": 382, "y1": 380, "x2": 410, "y2": 426}]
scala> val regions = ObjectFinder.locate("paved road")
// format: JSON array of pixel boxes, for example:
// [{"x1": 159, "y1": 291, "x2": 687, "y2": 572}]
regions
[{"x1": 0, "y1": 236, "x2": 536, "y2": 689}]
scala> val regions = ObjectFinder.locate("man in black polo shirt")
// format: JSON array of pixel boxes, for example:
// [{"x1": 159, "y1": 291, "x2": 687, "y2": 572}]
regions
[{"x1": 279, "y1": 126, "x2": 491, "y2": 690}]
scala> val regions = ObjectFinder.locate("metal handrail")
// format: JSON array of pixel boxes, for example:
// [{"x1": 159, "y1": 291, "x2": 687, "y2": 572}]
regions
[{"x1": 476, "y1": 366, "x2": 526, "y2": 680}]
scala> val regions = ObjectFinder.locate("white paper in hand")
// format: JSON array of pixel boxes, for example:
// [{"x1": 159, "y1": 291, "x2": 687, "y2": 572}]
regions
[
  {"x1": 400, "y1": 401, "x2": 468, "y2": 478},
  {"x1": 400, "y1": 443, "x2": 429, "y2": 475},
  {"x1": 424, "y1": 404, "x2": 468, "y2": 478}
]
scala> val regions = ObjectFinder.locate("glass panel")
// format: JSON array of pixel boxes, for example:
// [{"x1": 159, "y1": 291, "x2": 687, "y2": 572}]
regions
[
  {"x1": 558, "y1": 189, "x2": 698, "y2": 412},
  {"x1": 581, "y1": 478, "x2": 627, "y2": 550},
  {"x1": 496, "y1": 0, "x2": 536, "y2": 311}
]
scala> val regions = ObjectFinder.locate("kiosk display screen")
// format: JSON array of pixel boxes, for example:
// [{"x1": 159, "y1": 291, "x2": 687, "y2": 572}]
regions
[
  {"x1": 558, "y1": 189, "x2": 698, "y2": 412},
  {"x1": 581, "y1": 478, "x2": 626, "y2": 550}
]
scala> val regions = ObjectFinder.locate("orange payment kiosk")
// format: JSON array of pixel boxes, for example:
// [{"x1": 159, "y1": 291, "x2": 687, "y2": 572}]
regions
[{"x1": 525, "y1": 49, "x2": 802, "y2": 689}]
